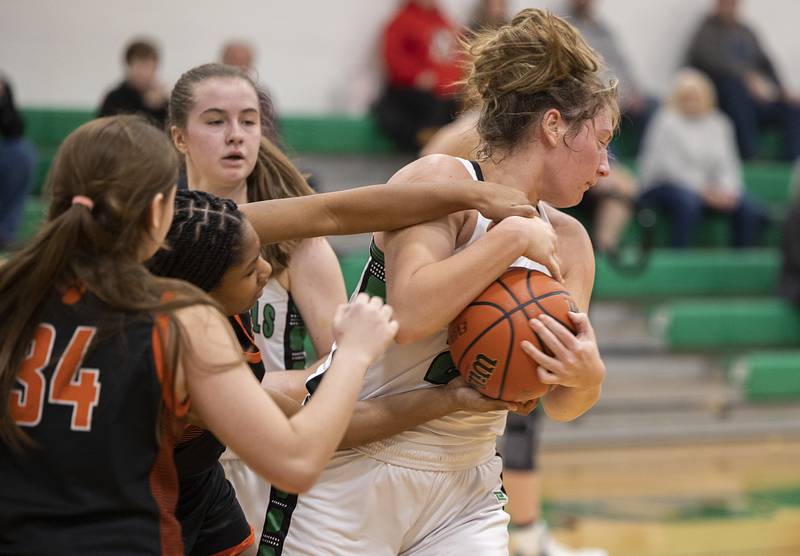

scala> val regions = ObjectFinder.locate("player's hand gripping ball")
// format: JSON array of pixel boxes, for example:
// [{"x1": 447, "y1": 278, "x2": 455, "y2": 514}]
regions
[{"x1": 448, "y1": 268, "x2": 578, "y2": 402}]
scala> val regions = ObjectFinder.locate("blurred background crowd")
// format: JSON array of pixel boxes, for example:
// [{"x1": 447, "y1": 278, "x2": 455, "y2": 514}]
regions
[{"x1": 2, "y1": 1, "x2": 800, "y2": 555}]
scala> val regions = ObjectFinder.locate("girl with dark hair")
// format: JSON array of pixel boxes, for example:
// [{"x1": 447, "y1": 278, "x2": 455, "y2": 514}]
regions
[
  {"x1": 0, "y1": 112, "x2": 539, "y2": 555},
  {"x1": 279, "y1": 9, "x2": 614, "y2": 556},
  {"x1": 150, "y1": 189, "x2": 523, "y2": 554}
]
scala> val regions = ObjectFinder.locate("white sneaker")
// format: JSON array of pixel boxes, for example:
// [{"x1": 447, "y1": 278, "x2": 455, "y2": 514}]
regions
[{"x1": 509, "y1": 521, "x2": 607, "y2": 556}]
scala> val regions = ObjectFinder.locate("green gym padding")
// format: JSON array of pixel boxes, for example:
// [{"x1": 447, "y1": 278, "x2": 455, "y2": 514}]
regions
[
  {"x1": 653, "y1": 299, "x2": 800, "y2": 349},
  {"x1": 594, "y1": 249, "x2": 779, "y2": 298},
  {"x1": 279, "y1": 115, "x2": 394, "y2": 154},
  {"x1": 729, "y1": 351, "x2": 800, "y2": 401},
  {"x1": 20, "y1": 196, "x2": 48, "y2": 241}
]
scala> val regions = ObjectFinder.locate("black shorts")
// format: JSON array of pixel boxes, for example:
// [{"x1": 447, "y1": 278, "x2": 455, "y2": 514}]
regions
[
  {"x1": 498, "y1": 408, "x2": 542, "y2": 471},
  {"x1": 176, "y1": 462, "x2": 254, "y2": 555}
]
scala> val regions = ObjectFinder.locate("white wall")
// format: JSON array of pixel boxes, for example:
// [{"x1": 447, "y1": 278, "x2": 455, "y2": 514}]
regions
[{"x1": 1, "y1": 0, "x2": 798, "y2": 113}]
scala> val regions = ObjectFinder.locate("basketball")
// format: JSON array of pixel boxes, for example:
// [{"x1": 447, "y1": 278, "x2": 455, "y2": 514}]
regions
[{"x1": 448, "y1": 267, "x2": 579, "y2": 402}]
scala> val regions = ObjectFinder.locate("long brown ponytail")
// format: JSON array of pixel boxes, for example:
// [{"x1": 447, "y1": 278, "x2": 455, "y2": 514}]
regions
[{"x1": 0, "y1": 115, "x2": 220, "y2": 451}]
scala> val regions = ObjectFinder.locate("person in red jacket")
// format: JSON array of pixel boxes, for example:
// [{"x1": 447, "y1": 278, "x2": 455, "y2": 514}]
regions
[{"x1": 373, "y1": 0, "x2": 463, "y2": 151}]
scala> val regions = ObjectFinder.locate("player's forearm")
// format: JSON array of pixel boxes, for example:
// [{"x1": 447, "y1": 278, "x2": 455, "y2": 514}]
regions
[
  {"x1": 542, "y1": 384, "x2": 601, "y2": 422},
  {"x1": 338, "y1": 387, "x2": 460, "y2": 449},
  {"x1": 262, "y1": 370, "x2": 315, "y2": 403},
  {"x1": 284, "y1": 348, "x2": 372, "y2": 479},
  {"x1": 241, "y1": 181, "x2": 481, "y2": 245},
  {"x1": 391, "y1": 228, "x2": 527, "y2": 344}
]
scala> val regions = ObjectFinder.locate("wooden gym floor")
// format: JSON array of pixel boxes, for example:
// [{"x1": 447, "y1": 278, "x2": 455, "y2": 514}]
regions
[{"x1": 541, "y1": 439, "x2": 800, "y2": 555}]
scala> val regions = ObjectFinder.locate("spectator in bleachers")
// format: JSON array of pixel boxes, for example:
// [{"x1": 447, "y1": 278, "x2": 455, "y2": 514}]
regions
[
  {"x1": 98, "y1": 39, "x2": 168, "y2": 127},
  {"x1": 372, "y1": 0, "x2": 463, "y2": 151},
  {"x1": 563, "y1": 0, "x2": 657, "y2": 155},
  {"x1": 0, "y1": 77, "x2": 36, "y2": 250},
  {"x1": 778, "y1": 160, "x2": 800, "y2": 304},
  {"x1": 468, "y1": 0, "x2": 509, "y2": 32},
  {"x1": 638, "y1": 68, "x2": 768, "y2": 248},
  {"x1": 221, "y1": 40, "x2": 255, "y2": 75},
  {"x1": 219, "y1": 39, "x2": 280, "y2": 146},
  {"x1": 686, "y1": 0, "x2": 800, "y2": 161}
]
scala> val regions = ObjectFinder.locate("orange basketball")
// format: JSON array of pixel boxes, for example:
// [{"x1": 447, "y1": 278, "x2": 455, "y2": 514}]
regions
[{"x1": 448, "y1": 267, "x2": 578, "y2": 402}]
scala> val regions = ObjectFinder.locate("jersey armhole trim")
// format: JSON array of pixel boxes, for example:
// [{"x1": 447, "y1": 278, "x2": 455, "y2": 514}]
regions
[{"x1": 152, "y1": 313, "x2": 190, "y2": 418}]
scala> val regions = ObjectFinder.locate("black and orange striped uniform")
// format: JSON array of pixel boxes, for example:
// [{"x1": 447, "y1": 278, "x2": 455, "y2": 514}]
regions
[
  {"x1": 0, "y1": 287, "x2": 187, "y2": 555},
  {"x1": 174, "y1": 311, "x2": 264, "y2": 555}
]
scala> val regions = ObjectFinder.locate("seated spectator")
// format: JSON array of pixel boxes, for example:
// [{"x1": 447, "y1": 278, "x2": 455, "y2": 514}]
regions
[
  {"x1": 98, "y1": 39, "x2": 168, "y2": 127},
  {"x1": 638, "y1": 68, "x2": 768, "y2": 248},
  {"x1": 372, "y1": 0, "x2": 463, "y2": 151},
  {"x1": 221, "y1": 40, "x2": 255, "y2": 75},
  {"x1": 686, "y1": 0, "x2": 800, "y2": 161},
  {"x1": 468, "y1": 0, "x2": 509, "y2": 32},
  {"x1": 219, "y1": 39, "x2": 280, "y2": 146},
  {"x1": 778, "y1": 160, "x2": 800, "y2": 304},
  {"x1": 564, "y1": 0, "x2": 657, "y2": 155},
  {"x1": 0, "y1": 76, "x2": 36, "y2": 250}
]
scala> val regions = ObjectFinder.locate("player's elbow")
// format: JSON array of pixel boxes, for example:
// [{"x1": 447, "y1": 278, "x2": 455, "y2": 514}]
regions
[
  {"x1": 392, "y1": 306, "x2": 439, "y2": 345},
  {"x1": 394, "y1": 320, "x2": 435, "y2": 345},
  {"x1": 269, "y1": 458, "x2": 320, "y2": 494}
]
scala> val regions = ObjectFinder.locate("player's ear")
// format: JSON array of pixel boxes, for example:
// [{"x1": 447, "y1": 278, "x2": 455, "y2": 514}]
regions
[
  {"x1": 540, "y1": 109, "x2": 563, "y2": 148},
  {"x1": 171, "y1": 125, "x2": 189, "y2": 155}
]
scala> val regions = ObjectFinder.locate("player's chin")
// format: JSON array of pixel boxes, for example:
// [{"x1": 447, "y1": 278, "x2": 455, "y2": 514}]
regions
[{"x1": 549, "y1": 190, "x2": 585, "y2": 209}]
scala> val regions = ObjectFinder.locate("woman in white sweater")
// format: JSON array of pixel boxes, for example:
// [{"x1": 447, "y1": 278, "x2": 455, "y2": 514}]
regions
[{"x1": 638, "y1": 68, "x2": 767, "y2": 247}]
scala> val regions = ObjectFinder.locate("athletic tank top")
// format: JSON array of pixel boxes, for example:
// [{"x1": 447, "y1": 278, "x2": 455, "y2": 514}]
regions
[
  {"x1": 175, "y1": 312, "x2": 265, "y2": 474},
  {"x1": 250, "y1": 278, "x2": 308, "y2": 373},
  {"x1": 307, "y1": 158, "x2": 550, "y2": 471},
  {"x1": 0, "y1": 288, "x2": 187, "y2": 555}
]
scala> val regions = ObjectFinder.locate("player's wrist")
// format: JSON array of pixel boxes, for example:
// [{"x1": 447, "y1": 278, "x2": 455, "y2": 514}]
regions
[{"x1": 333, "y1": 342, "x2": 377, "y2": 372}]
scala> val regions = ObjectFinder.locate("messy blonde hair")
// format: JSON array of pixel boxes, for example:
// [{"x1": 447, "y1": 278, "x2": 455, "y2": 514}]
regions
[{"x1": 464, "y1": 8, "x2": 619, "y2": 158}]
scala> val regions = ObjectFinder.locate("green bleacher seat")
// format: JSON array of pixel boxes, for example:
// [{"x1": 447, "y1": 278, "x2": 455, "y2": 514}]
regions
[
  {"x1": 20, "y1": 196, "x2": 48, "y2": 241},
  {"x1": 653, "y1": 298, "x2": 800, "y2": 350},
  {"x1": 729, "y1": 351, "x2": 800, "y2": 402},
  {"x1": 280, "y1": 115, "x2": 394, "y2": 154},
  {"x1": 595, "y1": 248, "x2": 779, "y2": 298}
]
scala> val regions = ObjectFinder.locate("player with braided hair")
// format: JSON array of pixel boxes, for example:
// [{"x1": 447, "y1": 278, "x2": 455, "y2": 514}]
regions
[{"x1": 149, "y1": 188, "x2": 524, "y2": 555}]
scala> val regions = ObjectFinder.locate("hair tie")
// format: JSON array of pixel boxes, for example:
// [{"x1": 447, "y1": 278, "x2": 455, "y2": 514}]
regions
[{"x1": 71, "y1": 195, "x2": 94, "y2": 210}]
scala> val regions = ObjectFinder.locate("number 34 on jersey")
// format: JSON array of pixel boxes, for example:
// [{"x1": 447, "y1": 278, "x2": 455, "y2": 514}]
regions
[{"x1": 10, "y1": 323, "x2": 101, "y2": 432}]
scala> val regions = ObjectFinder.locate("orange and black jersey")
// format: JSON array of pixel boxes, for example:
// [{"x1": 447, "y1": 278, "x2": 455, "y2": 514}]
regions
[
  {"x1": 0, "y1": 288, "x2": 187, "y2": 555},
  {"x1": 174, "y1": 311, "x2": 265, "y2": 478}
]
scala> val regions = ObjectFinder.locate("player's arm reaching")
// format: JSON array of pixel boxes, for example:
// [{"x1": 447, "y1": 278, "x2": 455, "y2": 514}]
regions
[
  {"x1": 382, "y1": 156, "x2": 561, "y2": 344},
  {"x1": 239, "y1": 174, "x2": 537, "y2": 245},
  {"x1": 173, "y1": 294, "x2": 397, "y2": 494},
  {"x1": 521, "y1": 208, "x2": 606, "y2": 422},
  {"x1": 338, "y1": 378, "x2": 517, "y2": 449}
]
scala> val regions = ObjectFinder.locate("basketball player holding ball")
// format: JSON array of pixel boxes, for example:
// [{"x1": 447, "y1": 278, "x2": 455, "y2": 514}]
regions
[{"x1": 279, "y1": 9, "x2": 612, "y2": 556}]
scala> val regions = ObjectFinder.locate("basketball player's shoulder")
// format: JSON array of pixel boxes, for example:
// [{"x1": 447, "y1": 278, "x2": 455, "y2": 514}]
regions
[
  {"x1": 543, "y1": 205, "x2": 590, "y2": 249},
  {"x1": 389, "y1": 154, "x2": 469, "y2": 184},
  {"x1": 543, "y1": 205, "x2": 594, "y2": 269}
]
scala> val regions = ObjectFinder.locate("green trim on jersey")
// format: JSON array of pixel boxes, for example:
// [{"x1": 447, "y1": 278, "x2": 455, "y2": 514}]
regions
[
  {"x1": 284, "y1": 295, "x2": 307, "y2": 370},
  {"x1": 257, "y1": 487, "x2": 299, "y2": 555},
  {"x1": 356, "y1": 239, "x2": 387, "y2": 301}
]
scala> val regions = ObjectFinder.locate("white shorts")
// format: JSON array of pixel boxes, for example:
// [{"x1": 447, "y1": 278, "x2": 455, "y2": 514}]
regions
[
  {"x1": 281, "y1": 450, "x2": 509, "y2": 556},
  {"x1": 221, "y1": 457, "x2": 271, "y2": 556}
]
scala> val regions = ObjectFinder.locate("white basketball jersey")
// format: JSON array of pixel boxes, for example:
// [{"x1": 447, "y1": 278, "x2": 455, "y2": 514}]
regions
[
  {"x1": 307, "y1": 158, "x2": 550, "y2": 471},
  {"x1": 250, "y1": 278, "x2": 308, "y2": 374}
]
